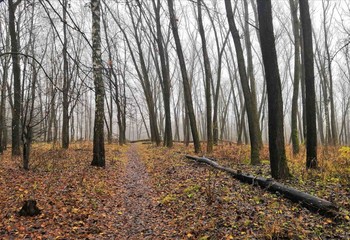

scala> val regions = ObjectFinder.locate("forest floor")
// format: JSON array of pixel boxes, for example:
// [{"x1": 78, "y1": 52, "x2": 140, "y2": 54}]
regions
[{"x1": 0, "y1": 142, "x2": 349, "y2": 239}]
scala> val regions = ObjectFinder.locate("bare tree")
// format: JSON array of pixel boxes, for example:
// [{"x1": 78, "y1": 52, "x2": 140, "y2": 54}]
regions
[
  {"x1": 101, "y1": 6, "x2": 127, "y2": 145},
  {"x1": 299, "y1": 0, "x2": 317, "y2": 169},
  {"x1": 61, "y1": 0, "x2": 70, "y2": 149},
  {"x1": 91, "y1": 0, "x2": 105, "y2": 167},
  {"x1": 322, "y1": 0, "x2": 337, "y2": 145},
  {"x1": 289, "y1": 0, "x2": 301, "y2": 155},
  {"x1": 167, "y1": 0, "x2": 201, "y2": 153},
  {"x1": 257, "y1": 0, "x2": 290, "y2": 179},
  {"x1": 125, "y1": 1, "x2": 161, "y2": 146},
  {"x1": 0, "y1": 19, "x2": 9, "y2": 154},
  {"x1": 152, "y1": 0, "x2": 173, "y2": 147},
  {"x1": 243, "y1": 0, "x2": 262, "y2": 147},
  {"x1": 225, "y1": 0, "x2": 260, "y2": 164},
  {"x1": 8, "y1": 0, "x2": 22, "y2": 156},
  {"x1": 197, "y1": 0, "x2": 213, "y2": 152}
]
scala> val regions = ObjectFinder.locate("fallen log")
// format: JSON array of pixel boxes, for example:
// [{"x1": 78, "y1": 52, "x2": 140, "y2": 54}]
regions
[{"x1": 185, "y1": 155, "x2": 339, "y2": 217}]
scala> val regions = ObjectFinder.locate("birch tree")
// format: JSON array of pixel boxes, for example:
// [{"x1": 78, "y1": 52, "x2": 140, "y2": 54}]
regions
[{"x1": 91, "y1": 0, "x2": 105, "y2": 167}]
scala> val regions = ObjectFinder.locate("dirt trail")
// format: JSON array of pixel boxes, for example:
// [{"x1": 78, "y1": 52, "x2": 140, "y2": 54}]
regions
[{"x1": 120, "y1": 144, "x2": 165, "y2": 239}]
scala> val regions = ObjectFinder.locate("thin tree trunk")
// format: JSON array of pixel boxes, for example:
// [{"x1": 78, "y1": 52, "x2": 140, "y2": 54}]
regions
[
  {"x1": 300, "y1": 36, "x2": 307, "y2": 143},
  {"x1": 126, "y1": 2, "x2": 161, "y2": 146},
  {"x1": 197, "y1": 0, "x2": 213, "y2": 153},
  {"x1": 322, "y1": 0, "x2": 337, "y2": 146},
  {"x1": 22, "y1": 55, "x2": 37, "y2": 170},
  {"x1": 289, "y1": 0, "x2": 301, "y2": 155},
  {"x1": 204, "y1": 4, "x2": 229, "y2": 145},
  {"x1": 315, "y1": 39, "x2": 331, "y2": 145},
  {"x1": 167, "y1": 0, "x2": 200, "y2": 153},
  {"x1": 101, "y1": 9, "x2": 115, "y2": 144},
  {"x1": 244, "y1": 0, "x2": 262, "y2": 148},
  {"x1": 0, "y1": 40, "x2": 9, "y2": 153},
  {"x1": 62, "y1": 0, "x2": 70, "y2": 149},
  {"x1": 152, "y1": 0, "x2": 173, "y2": 147},
  {"x1": 225, "y1": 0, "x2": 260, "y2": 164},
  {"x1": 220, "y1": 87, "x2": 232, "y2": 140},
  {"x1": 0, "y1": 64, "x2": 7, "y2": 154}
]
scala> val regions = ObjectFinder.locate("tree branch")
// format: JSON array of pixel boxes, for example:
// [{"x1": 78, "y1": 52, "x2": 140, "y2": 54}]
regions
[{"x1": 0, "y1": 52, "x2": 62, "y2": 92}]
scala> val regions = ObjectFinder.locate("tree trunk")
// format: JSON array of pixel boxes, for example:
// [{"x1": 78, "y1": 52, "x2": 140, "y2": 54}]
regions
[
  {"x1": 22, "y1": 38, "x2": 37, "y2": 170},
  {"x1": 243, "y1": 0, "x2": 262, "y2": 148},
  {"x1": 126, "y1": 2, "x2": 161, "y2": 146},
  {"x1": 316, "y1": 97, "x2": 325, "y2": 145},
  {"x1": 300, "y1": 36, "x2": 307, "y2": 143},
  {"x1": 220, "y1": 87, "x2": 232, "y2": 140},
  {"x1": 0, "y1": 56, "x2": 9, "y2": 154},
  {"x1": 257, "y1": 0, "x2": 290, "y2": 179},
  {"x1": 62, "y1": 0, "x2": 70, "y2": 149},
  {"x1": 197, "y1": 0, "x2": 213, "y2": 153},
  {"x1": 101, "y1": 9, "x2": 115, "y2": 145},
  {"x1": 119, "y1": 68, "x2": 127, "y2": 145},
  {"x1": 204, "y1": 5, "x2": 229, "y2": 145},
  {"x1": 47, "y1": 88, "x2": 56, "y2": 143},
  {"x1": 91, "y1": 0, "x2": 105, "y2": 167},
  {"x1": 8, "y1": 0, "x2": 22, "y2": 156},
  {"x1": 225, "y1": 0, "x2": 260, "y2": 164},
  {"x1": 322, "y1": 0, "x2": 337, "y2": 146},
  {"x1": 152, "y1": 0, "x2": 173, "y2": 148},
  {"x1": 289, "y1": 0, "x2": 301, "y2": 155},
  {"x1": 167, "y1": 0, "x2": 200, "y2": 153},
  {"x1": 315, "y1": 39, "x2": 331, "y2": 145},
  {"x1": 299, "y1": 0, "x2": 317, "y2": 169}
]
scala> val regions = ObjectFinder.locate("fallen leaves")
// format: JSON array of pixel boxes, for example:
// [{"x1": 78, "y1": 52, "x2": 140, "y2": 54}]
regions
[
  {"x1": 141, "y1": 143, "x2": 350, "y2": 239},
  {"x1": 0, "y1": 142, "x2": 349, "y2": 239},
  {"x1": 0, "y1": 142, "x2": 127, "y2": 239}
]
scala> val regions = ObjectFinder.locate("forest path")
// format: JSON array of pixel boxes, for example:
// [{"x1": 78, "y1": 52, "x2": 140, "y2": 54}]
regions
[{"x1": 120, "y1": 143, "x2": 166, "y2": 239}]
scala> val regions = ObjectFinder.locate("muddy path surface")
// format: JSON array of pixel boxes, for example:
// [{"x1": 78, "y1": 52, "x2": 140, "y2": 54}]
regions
[{"x1": 120, "y1": 144, "x2": 168, "y2": 239}]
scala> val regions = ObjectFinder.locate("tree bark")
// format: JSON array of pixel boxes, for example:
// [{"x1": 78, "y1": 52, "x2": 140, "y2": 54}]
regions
[
  {"x1": 101, "y1": 8, "x2": 117, "y2": 145},
  {"x1": 243, "y1": 0, "x2": 262, "y2": 148},
  {"x1": 204, "y1": 4, "x2": 229, "y2": 145},
  {"x1": 289, "y1": 0, "x2": 301, "y2": 155},
  {"x1": 91, "y1": 0, "x2": 105, "y2": 167},
  {"x1": 0, "y1": 54, "x2": 9, "y2": 154},
  {"x1": 257, "y1": 0, "x2": 290, "y2": 179},
  {"x1": 322, "y1": 0, "x2": 337, "y2": 146},
  {"x1": 197, "y1": 0, "x2": 213, "y2": 153},
  {"x1": 314, "y1": 37, "x2": 331, "y2": 145},
  {"x1": 224, "y1": 0, "x2": 260, "y2": 164},
  {"x1": 125, "y1": 2, "x2": 161, "y2": 146},
  {"x1": 152, "y1": 0, "x2": 173, "y2": 148},
  {"x1": 8, "y1": 0, "x2": 22, "y2": 156},
  {"x1": 167, "y1": 0, "x2": 200, "y2": 153},
  {"x1": 62, "y1": 0, "x2": 70, "y2": 149},
  {"x1": 299, "y1": 0, "x2": 317, "y2": 169}
]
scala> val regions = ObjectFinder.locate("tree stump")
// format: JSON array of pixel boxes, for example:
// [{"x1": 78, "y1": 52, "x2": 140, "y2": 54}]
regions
[{"x1": 18, "y1": 200, "x2": 41, "y2": 216}]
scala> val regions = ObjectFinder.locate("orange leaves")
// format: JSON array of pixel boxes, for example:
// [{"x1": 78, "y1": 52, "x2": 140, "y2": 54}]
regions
[
  {"x1": 0, "y1": 142, "x2": 349, "y2": 238},
  {"x1": 141, "y1": 143, "x2": 350, "y2": 239},
  {"x1": 0, "y1": 142, "x2": 125, "y2": 239}
]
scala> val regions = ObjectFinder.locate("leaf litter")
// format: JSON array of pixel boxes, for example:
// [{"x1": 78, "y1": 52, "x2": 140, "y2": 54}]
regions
[{"x1": 0, "y1": 142, "x2": 349, "y2": 239}]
